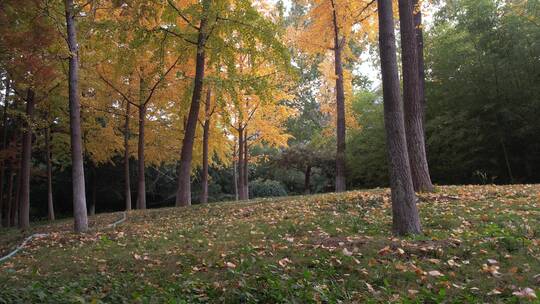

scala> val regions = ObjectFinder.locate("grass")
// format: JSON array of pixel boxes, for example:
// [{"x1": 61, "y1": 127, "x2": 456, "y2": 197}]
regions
[{"x1": 0, "y1": 184, "x2": 539, "y2": 303}]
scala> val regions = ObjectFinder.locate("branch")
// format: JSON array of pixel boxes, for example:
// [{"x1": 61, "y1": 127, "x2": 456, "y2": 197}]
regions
[
  {"x1": 142, "y1": 54, "x2": 182, "y2": 106},
  {"x1": 98, "y1": 73, "x2": 139, "y2": 108},
  {"x1": 159, "y1": 27, "x2": 197, "y2": 45},
  {"x1": 167, "y1": 0, "x2": 200, "y2": 30}
]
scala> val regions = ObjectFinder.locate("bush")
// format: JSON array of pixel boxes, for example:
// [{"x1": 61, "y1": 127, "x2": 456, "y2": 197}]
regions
[{"x1": 249, "y1": 179, "x2": 288, "y2": 198}]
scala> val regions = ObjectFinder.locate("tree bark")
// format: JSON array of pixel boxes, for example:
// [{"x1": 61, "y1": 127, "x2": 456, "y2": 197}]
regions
[
  {"x1": 233, "y1": 140, "x2": 238, "y2": 201},
  {"x1": 0, "y1": 78, "x2": 10, "y2": 227},
  {"x1": 413, "y1": 0, "x2": 426, "y2": 129},
  {"x1": 12, "y1": 170, "x2": 21, "y2": 227},
  {"x1": 89, "y1": 168, "x2": 96, "y2": 216},
  {"x1": 46, "y1": 127, "x2": 55, "y2": 221},
  {"x1": 237, "y1": 128, "x2": 246, "y2": 200},
  {"x1": 137, "y1": 104, "x2": 146, "y2": 209},
  {"x1": 398, "y1": 0, "x2": 434, "y2": 192},
  {"x1": 200, "y1": 88, "x2": 211, "y2": 204},
  {"x1": 243, "y1": 133, "x2": 249, "y2": 199},
  {"x1": 18, "y1": 89, "x2": 35, "y2": 230},
  {"x1": 304, "y1": 165, "x2": 312, "y2": 194},
  {"x1": 331, "y1": 0, "x2": 346, "y2": 193},
  {"x1": 65, "y1": 0, "x2": 88, "y2": 232},
  {"x1": 176, "y1": 7, "x2": 209, "y2": 207},
  {"x1": 124, "y1": 102, "x2": 132, "y2": 211},
  {"x1": 6, "y1": 166, "x2": 14, "y2": 227},
  {"x1": 378, "y1": 0, "x2": 422, "y2": 235}
]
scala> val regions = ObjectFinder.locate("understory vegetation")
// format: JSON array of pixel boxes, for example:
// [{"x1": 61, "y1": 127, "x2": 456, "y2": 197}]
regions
[{"x1": 1, "y1": 184, "x2": 538, "y2": 303}]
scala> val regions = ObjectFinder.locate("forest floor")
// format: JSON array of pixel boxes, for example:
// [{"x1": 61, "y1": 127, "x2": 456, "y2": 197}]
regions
[{"x1": 0, "y1": 185, "x2": 539, "y2": 303}]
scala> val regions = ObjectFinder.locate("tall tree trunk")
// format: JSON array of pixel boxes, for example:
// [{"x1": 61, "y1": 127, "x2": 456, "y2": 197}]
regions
[
  {"x1": 89, "y1": 169, "x2": 96, "y2": 216},
  {"x1": 378, "y1": 0, "x2": 422, "y2": 235},
  {"x1": 413, "y1": 0, "x2": 426, "y2": 128},
  {"x1": 46, "y1": 127, "x2": 55, "y2": 221},
  {"x1": 6, "y1": 166, "x2": 14, "y2": 227},
  {"x1": 10, "y1": 158, "x2": 20, "y2": 227},
  {"x1": 65, "y1": 0, "x2": 88, "y2": 232},
  {"x1": 237, "y1": 128, "x2": 246, "y2": 200},
  {"x1": 137, "y1": 105, "x2": 146, "y2": 209},
  {"x1": 200, "y1": 89, "x2": 211, "y2": 204},
  {"x1": 330, "y1": 0, "x2": 346, "y2": 193},
  {"x1": 398, "y1": 0, "x2": 433, "y2": 192},
  {"x1": 124, "y1": 102, "x2": 132, "y2": 211},
  {"x1": 243, "y1": 132, "x2": 249, "y2": 199},
  {"x1": 18, "y1": 89, "x2": 35, "y2": 230},
  {"x1": 304, "y1": 165, "x2": 311, "y2": 194},
  {"x1": 0, "y1": 78, "x2": 10, "y2": 227},
  {"x1": 176, "y1": 7, "x2": 209, "y2": 207}
]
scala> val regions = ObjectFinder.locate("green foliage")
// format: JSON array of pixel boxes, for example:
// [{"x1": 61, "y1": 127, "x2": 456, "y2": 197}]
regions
[
  {"x1": 249, "y1": 178, "x2": 288, "y2": 198},
  {"x1": 347, "y1": 91, "x2": 388, "y2": 188}
]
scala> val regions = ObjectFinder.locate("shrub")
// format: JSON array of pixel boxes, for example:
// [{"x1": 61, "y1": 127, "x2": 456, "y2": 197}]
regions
[{"x1": 249, "y1": 179, "x2": 287, "y2": 198}]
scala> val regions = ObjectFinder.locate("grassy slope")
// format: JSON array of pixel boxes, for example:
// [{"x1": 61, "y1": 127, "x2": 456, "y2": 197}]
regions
[{"x1": 0, "y1": 185, "x2": 539, "y2": 303}]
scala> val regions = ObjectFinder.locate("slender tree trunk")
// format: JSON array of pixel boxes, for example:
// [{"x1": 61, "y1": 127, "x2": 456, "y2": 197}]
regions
[
  {"x1": 13, "y1": 174, "x2": 21, "y2": 227},
  {"x1": 89, "y1": 169, "x2": 96, "y2": 216},
  {"x1": 378, "y1": 0, "x2": 422, "y2": 235},
  {"x1": 233, "y1": 140, "x2": 238, "y2": 201},
  {"x1": 413, "y1": 0, "x2": 426, "y2": 129},
  {"x1": 233, "y1": 160, "x2": 238, "y2": 201},
  {"x1": 243, "y1": 133, "x2": 249, "y2": 199},
  {"x1": 398, "y1": 0, "x2": 433, "y2": 193},
  {"x1": 0, "y1": 78, "x2": 10, "y2": 227},
  {"x1": 137, "y1": 105, "x2": 146, "y2": 209},
  {"x1": 304, "y1": 165, "x2": 312, "y2": 194},
  {"x1": 330, "y1": 0, "x2": 346, "y2": 193},
  {"x1": 18, "y1": 89, "x2": 35, "y2": 230},
  {"x1": 176, "y1": 7, "x2": 209, "y2": 207},
  {"x1": 124, "y1": 102, "x2": 132, "y2": 211},
  {"x1": 65, "y1": 0, "x2": 88, "y2": 232},
  {"x1": 200, "y1": 89, "x2": 211, "y2": 204},
  {"x1": 46, "y1": 127, "x2": 55, "y2": 221},
  {"x1": 237, "y1": 128, "x2": 246, "y2": 200},
  {"x1": 500, "y1": 136, "x2": 514, "y2": 183},
  {"x1": 6, "y1": 166, "x2": 14, "y2": 227}
]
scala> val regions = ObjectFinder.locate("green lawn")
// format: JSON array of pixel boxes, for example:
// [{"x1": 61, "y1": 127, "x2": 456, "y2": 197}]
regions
[{"x1": 0, "y1": 185, "x2": 539, "y2": 303}]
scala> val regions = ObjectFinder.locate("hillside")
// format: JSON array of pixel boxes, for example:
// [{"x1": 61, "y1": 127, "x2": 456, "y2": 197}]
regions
[{"x1": 0, "y1": 185, "x2": 539, "y2": 303}]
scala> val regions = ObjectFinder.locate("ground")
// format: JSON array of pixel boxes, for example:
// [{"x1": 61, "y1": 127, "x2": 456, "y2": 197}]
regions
[{"x1": 0, "y1": 185, "x2": 539, "y2": 303}]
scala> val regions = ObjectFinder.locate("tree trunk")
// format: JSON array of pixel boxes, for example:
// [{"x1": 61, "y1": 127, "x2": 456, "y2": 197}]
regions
[
  {"x1": 413, "y1": 0, "x2": 426, "y2": 129},
  {"x1": 243, "y1": 133, "x2": 249, "y2": 199},
  {"x1": 18, "y1": 89, "x2": 35, "y2": 230},
  {"x1": 10, "y1": 157, "x2": 20, "y2": 227},
  {"x1": 124, "y1": 102, "x2": 132, "y2": 211},
  {"x1": 237, "y1": 128, "x2": 246, "y2": 200},
  {"x1": 378, "y1": 0, "x2": 422, "y2": 236},
  {"x1": 176, "y1": 8, "x2": 209, "y2": 207},
  {"x1": 398, "y1": 0, "x2": 433, "y2": 193},
  {"x1": 6, "y1": 166, "x2": 14, "y2": 227},
  {"x1": 304, "y1": 165, "x2": 311, "y2": 194},
  {"x1": 137, "y1": 105, "x2": 146, "y2": 209},
  {"x1": 89, "y1": 169, "x2": 96, "y2": 216},
  {"x1": 65, "y1": 0, "x2": 88, "y2": 232},
  {"x1": 0, "y1": 78, "x2": 10, "y2": 227},
  {"x1": 46, "y1": 127, "x2": 55, "y2": 221},
  {"x1": 200, "y1": 88, "x2": 211, "y2": 204},
  {"x1": 331, "y1": 0, "x2": 346, "y2": 193}
]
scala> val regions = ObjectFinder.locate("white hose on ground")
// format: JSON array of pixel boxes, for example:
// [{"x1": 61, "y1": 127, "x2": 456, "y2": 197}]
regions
[
  {"x1": 0, "y1": 211, "x2": 128, "y2": 263},
  {"x1": 0, "y1": 233, "x2": 48, "y2": 263}
]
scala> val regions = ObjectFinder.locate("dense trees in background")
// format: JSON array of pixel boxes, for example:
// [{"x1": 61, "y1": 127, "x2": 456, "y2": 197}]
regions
[{"x1": 0, "y1": 0, "x2": 537, "y2": 236}]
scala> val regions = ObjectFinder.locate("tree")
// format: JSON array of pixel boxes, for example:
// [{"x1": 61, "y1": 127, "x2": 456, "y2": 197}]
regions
[
  {"x1": 398, "y1": 0, "x2": 434, "y2": 192},
  {"x1": 291, "y1": 0, "x2": 377, "y2": 192},
  {"x1": 174, "y1": 0, "x2": 211, "y2": 207},
  {"x1": 199, "y1": 87, "x2": 216, "y2": 204},
  {"x1": 65, "y1": 0, "x2": 89, "y2": 232},
  {"x1": 377, "y1": 0, "x2": 422, "y2": 235}
]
